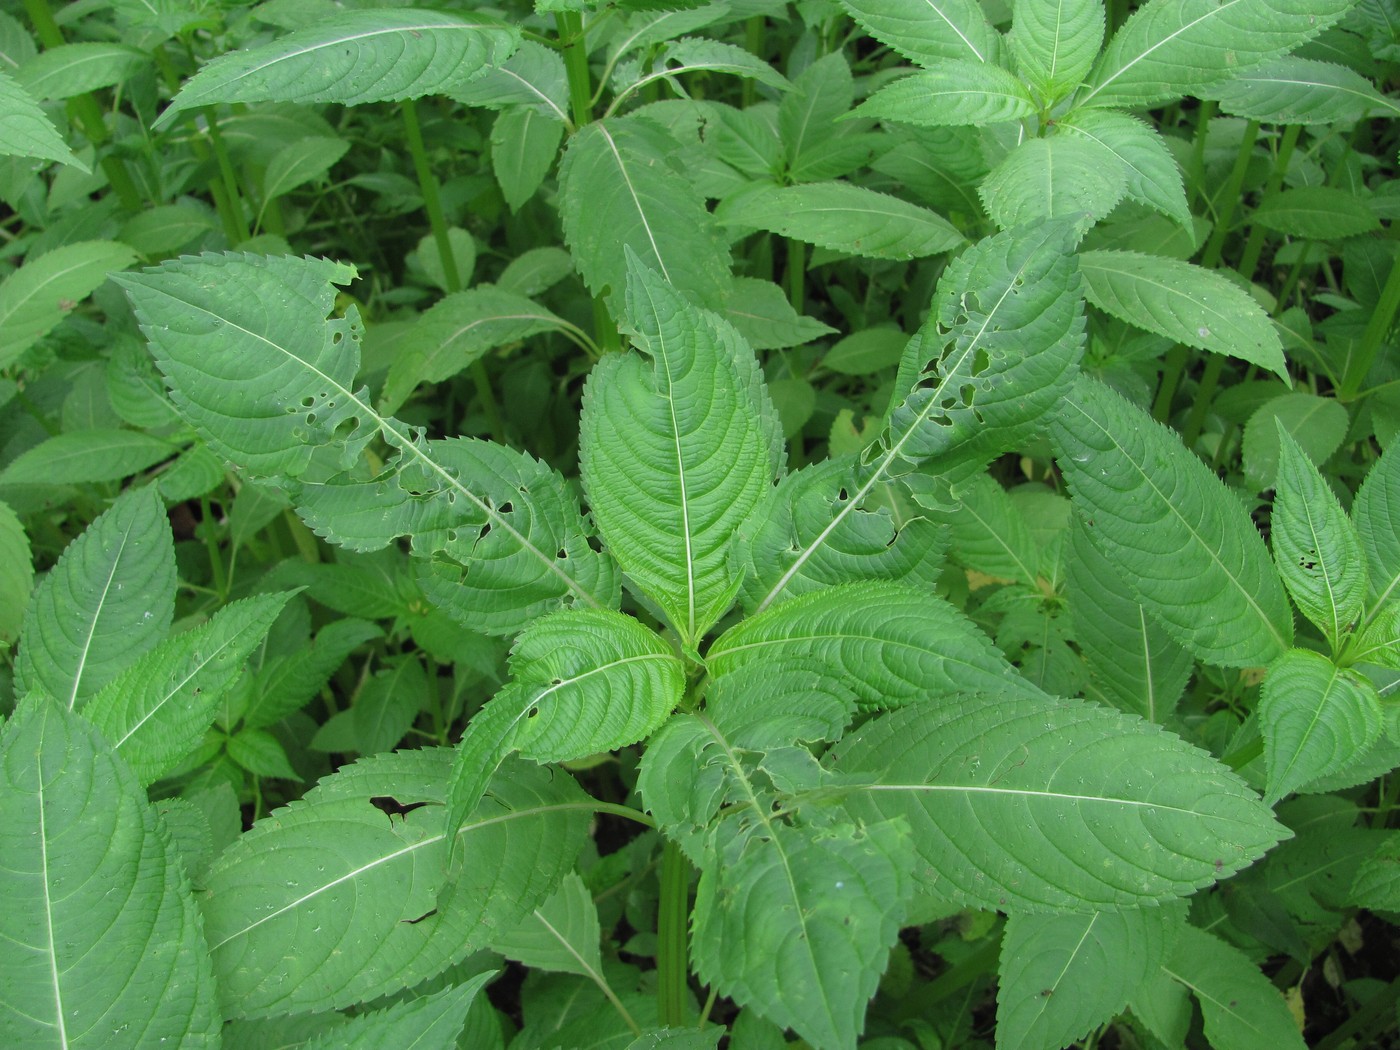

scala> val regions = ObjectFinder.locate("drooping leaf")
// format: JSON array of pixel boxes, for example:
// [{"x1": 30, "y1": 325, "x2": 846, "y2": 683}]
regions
[
  {"x1": 0, "y1": 428, "x2": 175, "y2": 486},
  {"x1": 300, "y1": 977, "x2": 490, "y2": 1050},
  {"x1": 1272, "y1": 428, "x2": 1367, "y2": 648},
  {"x1": 1241, "y1": 392, "x2": 1350, "y2": 490},
  {"x1": 1049, "y1": 376, "x2": 1293, "y2": 667},
  {"x1": 1251, "y1": 186, "x2": 1381, "y2": 240},
  {"x1": 200, "y1": 750, "x2": 588, "y2": 1018},
  {"x1": 117, "y1": 252, "x2": 619, "y2": 636},
  {"x1": 1199, "y1": 56, "x2": 1400, "y2": 125},
  {"x1": 14, "y1": 42, "x2": 149, "y2": 100},
  {"x1": 492, "y1": 107, "x2": 564, "y2": 212},
  {"x1": 84, "y1": 592, "x2": 294, "y2": 785},
  {"x1": 0, "y1": 696, "x2": 221, "y2": 1049},
  {"x1": 940, "y1": 472, "x2": 1040, "y2": 587},
  {"x1": 979, "y1": 136, "x2": 1128, "y2": 231},
  {"x1": 491, "y1": 871, "x2": 602, "y2": 977},
  {"x1": 156, "y1": 10, "x2": 520, "y2": 126},
  {"x1": 0, "y1": 68, "x2": 85, "y2": 170},
  {"x1": 1009, "y1": 0, "x2": 1105, "y2": 104},
  {"x1": 559, "y1": 116, "x2": 731, "y2": 308},
  {"x1": 709, "y1": 581, "x2": 1042, "y2": 710},
  {"x1": 352, "y1": 654, "x2": 428, "y2": 755},
  {"x1": 715, "y1": 181, "x2": 964, "y2": 261},
  {"x1": 831, "y1": 697, "x2": 1288, "y2": 910},
  {"x1": 1082, "y1": 0, "x2": 1354, "y2": 109},
  {"x1": 836, "y1": 0, "x2": 1001, "y2": 66},
  {"x1": 852, "y1": 62, "x2": 1037, "y2": 127},
  {"x1": 722, "y1": 276, "x2": 836, "y2": 350},
  {"x1": 647, "y1": 38, "x2": 791, "y2": 93},
  {"x1": 1260, "y1": 649, "x2": 1382, "y2": 805},
  {"x1": 0, "y1": 240, "x2": 136, "y2": 369},
  {"x1": 260, "y1": 136, "x2": 350, "y2": 208},
  {"x1": 16, "y1": 485, "x2": 176, "y2": 710},
  {"x1": 448, "y1": 40, "x2": 570, "y2": 121},
  {"x1": 579, "y1": 257, "x2": 782, "y2": 643},
  {"x1": 0, "y1": 499, "x2": 32, "y2": 642},
  {"x1": 1161, "y1": 927, "x2": 1307, "y2": 1050},
  {"x1": 997, "y1": 904, "x2": 1184, "y2": 1050},
  {"x1": 1059, "y1": 109, "x2": 1192, "y2": 231}
]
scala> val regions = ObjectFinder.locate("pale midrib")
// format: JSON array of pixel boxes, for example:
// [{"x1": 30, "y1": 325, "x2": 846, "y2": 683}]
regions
[
  {"x1": 496, "y1": 68, "x2": 569, "y2": 123},
  {"x1": 1161, "y1": 965, "x2": 1266, "y2": 1034},
  {"x1": 444, "y1": 312, "x2": 559, "y2": 345},
  {"x1": 917, "y1": 0, "x2": 986, "y2": 63},
  {"x1": 1272, "y1": 661, "x2": 1346, "y2": 789},
  {"x1": 1080, "y1": 0, "x2": 1245, "y2": 107},
  {"x1": 158, "y1": 290, "x2": 599, "y2": 608},
  {"x1": 863, "y1": 782, "x2": 1243, "y2": 822},
  {"x1": 66, "y1": 511, "x2": 140, "y2": 711},
  {"x1": 109, "y1": 630, "x2": 244, "y2": 749},
  {"x1": 1236, "y1": 76, "x2": 1400, "y2": 115},
  {"x1": 36, "y1": 761, "x2": 70, "y2": 1049},
  {"x1": 597, "y1": 124, "x2": 670, "y2": 285},
  {"x1": 1082, "y1": 258, "x2": 1251, "y2": 331},
  {"x1": 0, "y1": 250, "x2": 107, "y2": 332},
  {"x1": 1296, "y1": 492, "x2": 1344, "y2": 640}
]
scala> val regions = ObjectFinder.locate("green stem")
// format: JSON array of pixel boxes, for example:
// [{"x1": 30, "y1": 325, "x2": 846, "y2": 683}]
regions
[
  {"x1": 205, "y1": 111, "x2": 252, "y2": 244},
  {"x1": 786, "y1": 237, "x2": 805, "y2": 312},
  {"x1": 742, "y1": 17, "x2": 764, "y2": 107},
  {"x1": 657, "y1": 839, "x2": 691, "y2": 1027},
  {"x1": 199, "y1": 496, "x2": 229, "y2": 599},
  {"x1": 1314, "y1": 974, "x2": 1400, "y2": 1050},
  {"x1": 556, "y1": 11, "x2": 594, "y2": 129},
  {"x1": 1235, "y1": 124, "x2": 1301, "y2": 284},
  {"x1": 1342, "y1": 250, "x2": 1400, "y2": 401},
  {"x1": 592, "y1": 801, "x2": 656, "y2": 827},
  {"x1": 1200, "y1": 120, "x2": 1260, "y2": 270},
  {"x1": 1186, "y1": 100, "x2": 1216, "y2": 209}
]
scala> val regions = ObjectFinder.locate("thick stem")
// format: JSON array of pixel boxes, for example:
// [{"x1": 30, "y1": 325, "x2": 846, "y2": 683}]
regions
[
  {"x1": 1342, "y1": 252, "x2": 1400, "y2": 400},
  {"x1": 656, "y1": 838, "x2": 691, "y2": 1027},
  {"x1": 556, "y1": 11, "x2": 594, "y2": 129},
  {"x1": 786, "y1": 237, "x2": 805, "y2": 312},
  {"x1": 205, "y1": 110, "x2": 252, "y2": 244}
]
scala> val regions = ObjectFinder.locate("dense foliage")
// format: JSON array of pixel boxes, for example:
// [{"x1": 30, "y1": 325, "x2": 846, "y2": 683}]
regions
[{"x1": 2, "y1": 0, "x2": 1400, "y2": 1046}]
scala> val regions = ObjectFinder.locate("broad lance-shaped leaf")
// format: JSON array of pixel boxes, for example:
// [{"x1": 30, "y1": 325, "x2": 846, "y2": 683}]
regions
[
  {"x1": 301, "y1": 977, "x2": 490, "y2": 1050},
  {"x1": 1009, "y1": 0, "x2": 1104, "y2": 104},
  {"x1": 837, "y1": 0, "x2": 1002, "y2": 66},
  {"x1": 1273, "y1": 427, "x2": 1367, "y2": 648},
  {"x1": 155, "y1": 10, "x2": 519, "y2": 127},
  {"x1": 1260, "y1": 650, "x2": 1382, "y2": 805},
  {"x1": 1059, "y1": 110, "x2": 1192, "y2": 233},
  {"x1": 850, "y1": 61, "x2": 1037, "y2": 127},
  {"x1": 709, "y1": 581, "x2": 1045, "y2": 710},
  {"x1": 1162, "y1": 927, "x2": 1307, "y2": 1050},
  {"x1": 117, "y1": 252, "x2": 618, "y2": 636},
  {"x1": 979, "y1": 136, "x2": 1127, "y2": 231},
  {"x1": 0, "y1": 68, "x2": 86, "y2": 170},
  {"x1": 830, "y1": 697, "x2": 1288, "y2": 910},
  {"x1": 1354, "y1": 439, "x2": 1400, "y2": 610},
  {"x1": 559, "y1": 116, "x2": 731, "y2": 310},
  {"x1": 0, "y1": 696, "x2": 221, "y2": 1049},
  {"x1": 751, "y1": 220, "x2": 1084, "y2": 613},
  {"x1": 16, "y1": 485, "x2": 176, "y2": 710},
  {"x1": 444, "y1": 607, "x2": 684, "y2": 852},
  {"x1": 580, "y1": 256, "x2": 783, "y2": 644},
  {"x1": 1199, "y1": 56, "x2": 1400, "y2": 125},
  {"x1": 14, "y1": 42, "x2": 149, "y2": 101},
  {"x1": 84, "y1": 592, "x2": 294, "y2": 785},
  {"x1": 0, "y1": 240, "x2": 136, "y2": 369},
  {"x1": 997, "y1": 904, "x2": 1185, "y2": 1050},
  {"x1": 0, "y1": 499, "x2": 31, "y2": 643},
  {"x1": 491, "y1": 872, "x2": 603, "y2": 978},
  {"x1": 1081, "y1": 0, "x2": 1354, "y2": 109},
  {"x1": 200, "y1": 749, "x2": 589, "y2": 1018},
  {"x1": 1050, "y1": 376, "x2": 1293, "y2": 667}
]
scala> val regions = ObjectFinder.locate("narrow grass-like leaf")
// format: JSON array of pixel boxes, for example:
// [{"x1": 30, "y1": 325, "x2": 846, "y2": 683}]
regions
[
  {"x1": 156, "y1": 10, "x2": 519, "y2": 127},
  {"x1": 1082, "y1": 0, "x2": 1354, "y2": 108},
  {"x1": 1162, "y1": 927, "x2": 1307, "y2": 1050},
  {"x1": 16, "y1": 485, "x2": 176, "y2": 710},
  {"x1": 836, "y1": 0, "x2": 1001, "y2": 65},
  {"x1": 559, "y1": 116, "x2": 731, "y2": 308},
  {"x1": 831, "y1": 697, "x2": 1288, "y2": 910},
  {"x1": 1050, "y1": 376, "x2": 1292, "y2": 667},
  {"x1": 997, "y1": 905, "x2": 1184, "y2": 1050},
  {"x1": 201, "y1": 750, "x2": 588, "y2": 1017},
  {"x1": 0, "y1": 696, "x2": 220, "y2": 1049},
  {"x1": 0, "y1": 428, "x2": 175, "y2": 486},
  {"x1": 0, "y1": 69, "x2": 85, "y2": 169},
  {"x1": 0, "y1": 499, "x2": 32, "y2": 642},
  {"x1": 1059, "y1": 110, "x2": 1192, "y2": 231},
  {"x1": 715, "y1": 182, "x2": 964, "y2": 261},
  {"x1": 709, "y1": 581, "x2": 1042, "y2": 709},
  {"x1": 1009, "y1": 0, "x2": 1104, "y2": 104},
  {"x1": 84, "y1": 592, "x2": 294, "y2": 785},
  {"x1": 980, "y1": 136, "x2": 1127, "y2": 230},
  {"x1": 1260, "y1": 649, "x2": 1382, "y2": 805},
  {"x1": 853, "y1": 62, "x2": 1037, "y2": 126},
  {"x1": 301, "y1": 978, "x2": 490, "y2": 1050},
  {"x1": 1273, "y1": 428, "x2": 1367, "y2": 647},
  {"x1": 580, "y1": 258, "x2": 782, "y2": 642},
  {"x1": 1199, "y1": 56, "x2": 1400, "y2": 124},
  {"x1": 0, "y1": 240, "x2": 136, "y2": 369}
]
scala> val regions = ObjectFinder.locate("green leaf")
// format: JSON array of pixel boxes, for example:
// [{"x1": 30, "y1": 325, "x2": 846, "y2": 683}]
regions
[
  {"x1": 1162, "y1": 927, "x2": 1307, "y2": 1050},
  {"x1": 15, "y1": 42, "x2": 148, "y2": 100},
  {"x1": 779, "y1": 53, "x2": 858, "y2": 180},
  {"x1": 117, "y1": 252, "x2": 618, "y2": 635},
  {"x1": 1241, "y1": 392, "x2": 1349, "y2": 490},
  {"x1": 852, "y1": 62, "x2": 1037, "y2": 127},
  {"x1": 626, "y1": 1029, "x2": 722, "y2": 1049},
  {"x1": 242, "y1": 617, "x2": 380, "y2": 730},
  {"x1": 1199, "y1": 56, "x2": 1400, "y2": 125},
  {"x1": 709, "y1": 581, "x2": 1041, "y2": 710},
  {"x1": 16, "y1": 485, "x2": 176, "y2": 710},
  {"x1": 200, "y1": 749, "x2": 588, "y2": 1017},
  {"x1": 1059, "y1": 110, "x2": 1192, "y2": 232},
  {"x1": 1066, "y1": 515, "x2": 1193, "y2": 721},
  {"x1": 1082, "y1": 0, "x2": 1354, "y2": 108},
  {"x1": 997, "y1": 905, "x2": 1183, "y2": 1050},
  {"x1": 84, "y1": 592, "x2": 294, "y2": 785},
  {"x1": 447, "y1": 41, "x2": 569, "y2": 121},
  {"x1": 1354, "y1": 440, "x2": 1400, "y2": 610},
  {"x1": 979, "y1": 136, "x2": 1127, "y2": 231},
  {"x1": 353, "y1": 654, "x2": 428, "y2": 754},
  {"x1": 1351, "y1": 834, "x2": 1400, "y2": 911},
  {"x1": 120, "y1": 203, "x2": 220, "y2": 258},
  {"x1": 444, "y1": 607, "x2": 684, "y2": 850},
  {"x1": 1272, "y1": 428, "x2": 1367, "y2": 647},
  {"x1": 156, "y1": 10, "x2": 519, "y2": 127},
  {"x1": 1260, "y1": 649, "x2": 1382, "y2": 805},
  {"x1": 941, "y1": 472, "x2": 1040, "y2": 586},
  {"x1": 823, "y1": 327, "x2": 907, "y2": 375},
  {"x1": 1049, "y1": 376, "x2": 1293, "y2": 667},
  {"x1": 1009, "y1": 0, "x2": 1105, "y2": 104},
  {"x1": 0, "y1": 240, "x2": 136, "y2": 369},
  {"x1": 1078, "y1": 249, "x2": 1287, "y2": 379},
  {"x1": 1251, "y1": 186, "x2": 1381, "y2": 240},
  {"x1": 0, "y1": 499, "x2": 32, "y2": 642},
  {"x1": 415, "y1": 228, "x2": 476, "y2": 293},
  {"x1": 0, "y1": 428, "x2": 174, "y2": 486},
  {"x1": 692, "y1": 817, "x2": 912, "y2": 1050},
  {"x1": 491, "y1": 871, "x2": 601, "y2": 977},
  {"x1": 831, "y1": 697, "x2": 1288, "y2": 910},
  {"x1": 226, "y1": 726, "x2": 299, "y2": 779},
  {"x1": 301, "y1": 977, "x2": 490, "y2": 1050},
  {"x1": 0, "y1": 696, "x2": 220, "y2": 1049},
  {"x1": 0, "y1": 68, "x2": 85, "y2": 170},
  {"x1": 836, "y1": 0, "x2": 1001, "y2": 66},
  {"x1": 715, "y1": 182, "x2": 964, "y2": 261},
  {"x1": 649, "y1": 37, "x2": 791, "y2": 93},
  {"x1": 492, "y1": 107, "x2": 563, "y2": 212},
  {"x1": 559, "y1": 116, "x2": 731, "y2": 308},
  {"x1": 722, "y1": 276, "x2": 836, "y2": 350},
  {"x1": 260, "y1": 135, "x2": 349, "y2": 206},
  {"x1": 579, "y1": 258, "x2": 782, "y2": 642}
]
